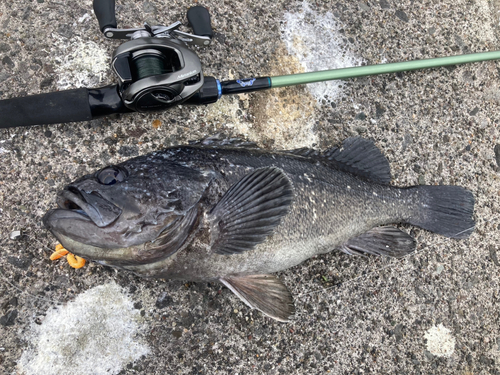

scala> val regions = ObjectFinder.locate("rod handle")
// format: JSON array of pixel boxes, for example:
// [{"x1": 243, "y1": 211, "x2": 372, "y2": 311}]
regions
[
  {"x1": 0, "y1": 88, "x2": 93, "y2": 128},
  {"x1": 93, "y1": 0, "x2": 117, "y2": 32},
  {"x1": 187, "y1": 6, "x2": 213, "y2": 38}
]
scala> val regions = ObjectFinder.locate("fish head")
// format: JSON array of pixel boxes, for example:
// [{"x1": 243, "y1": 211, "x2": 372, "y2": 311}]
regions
[{"x1": 43, "y1": 155, "x2": 212, "y2": 263}]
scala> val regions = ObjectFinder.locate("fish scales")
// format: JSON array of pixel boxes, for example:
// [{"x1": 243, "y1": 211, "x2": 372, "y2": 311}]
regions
[{"x1": 139, "y1": 145, "x2": 414, "y2": 279}]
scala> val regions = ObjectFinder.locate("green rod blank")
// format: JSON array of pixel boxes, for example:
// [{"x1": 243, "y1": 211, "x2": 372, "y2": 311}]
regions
[{"x1": 270, "y1": 51, "x2": 500, "y2": 88}]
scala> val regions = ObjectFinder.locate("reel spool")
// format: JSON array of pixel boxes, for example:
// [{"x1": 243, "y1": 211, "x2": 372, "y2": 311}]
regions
[{"x1": 131, "y1": 49, "x2": 171, "y2": 80}]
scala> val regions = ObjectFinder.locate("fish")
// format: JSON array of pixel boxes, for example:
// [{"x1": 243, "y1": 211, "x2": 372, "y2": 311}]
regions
[{"x1": 43, "y1": 137, "x2": 475, "y2": 321}]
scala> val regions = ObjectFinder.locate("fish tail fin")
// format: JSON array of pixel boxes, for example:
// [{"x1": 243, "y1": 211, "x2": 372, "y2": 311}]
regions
[{"x1": 406, "y1": 185, "x2": 475, "y2": 239}]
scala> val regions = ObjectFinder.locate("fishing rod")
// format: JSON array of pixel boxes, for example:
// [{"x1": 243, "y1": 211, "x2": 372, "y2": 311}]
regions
[{"x1": 1, "y1": 0, "x2": 500, "y2": 129}]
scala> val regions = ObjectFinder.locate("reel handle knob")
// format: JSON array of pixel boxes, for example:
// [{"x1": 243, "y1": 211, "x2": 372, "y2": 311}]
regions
[
  {"x1": 93, "y1": 0, "x2": 118, "y2": 32},
  {"x1": 187, "y1": 6, "x2": 213, "y2": 38}
]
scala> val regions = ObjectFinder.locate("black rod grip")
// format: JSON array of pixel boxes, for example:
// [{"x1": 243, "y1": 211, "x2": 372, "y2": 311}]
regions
[
  {"x1": 187, "y1": 6, "x2": 213, "y2": 38},
  {"x1": 93, "y1": 0, "x2": 117, "y2": 32},
  {"x1": 0, "y1": 88, "x2": 93, "y2": 128}
]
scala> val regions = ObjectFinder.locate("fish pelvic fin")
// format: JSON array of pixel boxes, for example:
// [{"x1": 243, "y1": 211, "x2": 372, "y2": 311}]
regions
[
  {"x1": 340, "y1": 226, "x2": 416, "y2": 258},
  {"x1": 405, "y1": 185, "x2": 475, "y2": 239},
  {"x1": 220, "y1": 274, "x2": 295, "y2": 322},
  {"x1": 209, "y1": 167, "x2": 293, "y2": 255},
  {"x1": 289, "y1": 137, "x2": 392, "y2": 184}
]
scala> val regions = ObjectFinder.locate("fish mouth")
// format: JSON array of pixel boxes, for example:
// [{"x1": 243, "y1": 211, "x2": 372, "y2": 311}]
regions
[
  {"x1": 53, "y1": 187, "x2": 123, "y2": 228},
  {"x1": 55, "y1": 188, "x2": 92, "y2": 222}
]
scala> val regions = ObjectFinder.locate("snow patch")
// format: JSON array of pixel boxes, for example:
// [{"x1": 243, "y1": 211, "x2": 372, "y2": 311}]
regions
[
  {"x1": 281, "y1": 2, "x2": 362, "y2": 104},
  {"x1": 424, "y1": 324, "x2": 456, "y2": 357},
  {"x1": 52, "y1": 35, "x2": 110, "y2": 90},
  {"x1": 18, "y1": 282, "x2": 150, "y2": 375}
]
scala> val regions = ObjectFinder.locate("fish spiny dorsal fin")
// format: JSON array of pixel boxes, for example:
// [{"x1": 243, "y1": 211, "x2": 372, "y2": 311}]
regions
[
  {"x1": 189, "y1": 134, "x2": 260, "y2": 149},
  {"x1": 286, "y1": 147, "x2": 321, "y2": 158},
  {"x1": 220, "y1": 274, "x2": 295, "y2": 322},
  {"x1": 209, "y1": 167, "x2": 293, "y2": 255},
  {"x1": 288, "y1": 137, "x2": 391, "y2": 184},
  {"x1": 339, "y1": 226, "x2": 416, "y2": 258}
]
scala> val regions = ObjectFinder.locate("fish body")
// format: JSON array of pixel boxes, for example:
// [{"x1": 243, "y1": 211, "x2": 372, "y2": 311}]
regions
[{"x1": 44, "y1": 137, "x2": 475, "y2": 320}]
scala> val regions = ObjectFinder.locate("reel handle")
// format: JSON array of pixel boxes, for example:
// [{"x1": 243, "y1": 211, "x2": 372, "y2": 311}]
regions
[
  {"x1": 93, "y1": 0, "x2": 118, "y2": 32},
  {"x1": 187, "y1": 6, "x2": 213, "y2": 38}
]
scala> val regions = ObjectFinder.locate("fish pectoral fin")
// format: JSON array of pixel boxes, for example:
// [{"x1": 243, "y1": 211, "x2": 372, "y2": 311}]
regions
[
  {"x1": 209, "y1": 167, "x2": 293, "y2": 255},
  {"x1": 339, "y1": 226, "x2": 416, "y2": 258},
  {"x1": 220, "y1": 274, "x2": 295, "y2": 322}
]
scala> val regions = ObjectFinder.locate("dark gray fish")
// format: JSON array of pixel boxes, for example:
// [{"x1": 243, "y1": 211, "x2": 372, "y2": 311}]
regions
[{"x1": 43, "y1": 137, "x2": 475, "y2": 321}]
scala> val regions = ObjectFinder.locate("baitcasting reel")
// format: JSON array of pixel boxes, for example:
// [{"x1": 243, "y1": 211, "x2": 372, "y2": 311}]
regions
[
  {"x1": 0, "y1": 0, "x2": 221, "y2": 128},
  {"x1": 94, "y1": 0, "x2": 212, "y2": 112}
]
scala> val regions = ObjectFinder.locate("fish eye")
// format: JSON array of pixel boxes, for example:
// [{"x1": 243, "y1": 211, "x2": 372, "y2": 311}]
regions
[{"x1": 97, "y1": 167, "x2": 126, "y2": 185}]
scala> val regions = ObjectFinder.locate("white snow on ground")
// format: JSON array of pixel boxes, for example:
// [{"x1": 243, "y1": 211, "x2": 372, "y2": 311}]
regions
[
  {"x1": 424, "y1": 324, "x2": 456, "y2": 357},
  {"x1": 52, "y1": 36, "x2": 109, "y2": 90},
  {"x1": 18, "y1": 282, "x2": 150, "y2": 375},
  {"x1": 281, "y1": 1, "x2": 362, "y2": 104}
]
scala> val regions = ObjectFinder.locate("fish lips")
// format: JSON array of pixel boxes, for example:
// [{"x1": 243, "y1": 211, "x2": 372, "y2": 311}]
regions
[
  {"x1": 53, "y1": 188, "x2": 123, "y2": 228},
  {"x1": 43, "y1": 208, "x2": 91, "y2": 234}
]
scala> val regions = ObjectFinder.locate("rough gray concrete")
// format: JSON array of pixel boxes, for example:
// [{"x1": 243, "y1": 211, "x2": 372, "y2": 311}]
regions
[{"x1": 1, "y1": 0, "x2": 500, "y2": 374}]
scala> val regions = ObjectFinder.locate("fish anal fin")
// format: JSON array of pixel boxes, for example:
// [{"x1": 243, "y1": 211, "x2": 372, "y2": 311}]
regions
[
  {"x1": 220, "y1": 274, "x2": 295, "y2": 322},
  {"x1": 340, "y1": 226, "x2": 416, "y2": 258},
  {"x1": 209, "y1": 167, "x2": 293, "y2": 255}
]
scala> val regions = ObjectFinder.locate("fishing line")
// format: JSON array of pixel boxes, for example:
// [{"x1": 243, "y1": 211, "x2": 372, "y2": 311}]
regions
[
  {"x1": 2, "y1": 2, "x2": 499, "y2": 127},
  {"x1": 131, "y1": 50, "x2": 170, "y2": 80}
]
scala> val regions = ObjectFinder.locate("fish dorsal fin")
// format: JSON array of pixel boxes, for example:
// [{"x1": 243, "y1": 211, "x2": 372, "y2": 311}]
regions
[
  {"x1": 287, "y1": 147, "x2": 321, "y2": 158},
  {"x1": 220, "y1": 274, "x2": 295, "y2": 322},
  {"x1": 289, "y1": 137, "x2": 391, "y2": 184},
  {"x1": 324, "y1": 137, "x2": 391, "y2": 184},
  {"x1": 209, "y1": 167, "x2": 293, "y2": 255},
  {"x1": 339, "y1": 226, "x2": 415, "y2": 258}
]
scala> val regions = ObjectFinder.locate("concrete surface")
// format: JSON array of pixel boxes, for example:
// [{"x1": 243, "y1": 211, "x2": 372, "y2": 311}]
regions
[{"x1": 1, "y1": 0, "x2": 500, "y2": 374}]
